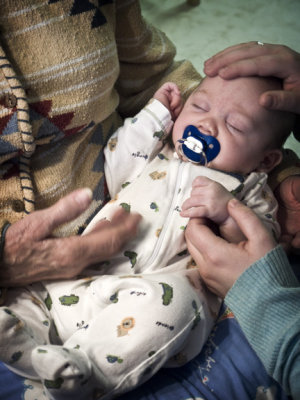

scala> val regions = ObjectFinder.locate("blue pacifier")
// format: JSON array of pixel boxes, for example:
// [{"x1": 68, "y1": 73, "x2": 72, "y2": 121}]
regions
[{"x1": 177, "y1": 125, "x2": 220, "y2": 164}]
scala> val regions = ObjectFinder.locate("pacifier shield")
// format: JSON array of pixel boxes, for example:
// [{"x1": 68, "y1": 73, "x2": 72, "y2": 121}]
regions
[{"x1": 178, "y1": 125, "x2": 220, "y2": 164}]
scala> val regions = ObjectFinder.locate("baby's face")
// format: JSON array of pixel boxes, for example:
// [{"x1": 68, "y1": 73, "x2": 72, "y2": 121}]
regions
[{"x1": 173, "y1": 75, "x2": 280, "y2": 175}]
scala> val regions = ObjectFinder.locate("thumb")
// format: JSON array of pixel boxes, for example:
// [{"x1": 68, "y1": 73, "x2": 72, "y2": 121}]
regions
[
  {"x1": 260, "y1": 90, "x2": 300, "y2": 114},
  {"x1": 34, "y1": 188, "x2": 93, "y2": 238},
  {"x1": 82, "y1": 209, "x2": 142, "y2": 264},
  {"x1": 227, "y1": 199, "x2": 276, "y2": 249},
  {"x1": 185, "y1": 217, "x2": 226, "y2": 256}
]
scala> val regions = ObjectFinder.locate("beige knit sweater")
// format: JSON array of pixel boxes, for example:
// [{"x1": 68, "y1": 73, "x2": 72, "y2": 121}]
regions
[{"x1": 0, "y1": 0, "x2": 201, "y2": 238}]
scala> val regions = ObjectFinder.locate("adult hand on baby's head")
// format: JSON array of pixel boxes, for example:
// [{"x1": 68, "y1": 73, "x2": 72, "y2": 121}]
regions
[
  {"x1": 204, "y1": 42, "x2": 300, "y2": 117},
  {"x1": 0, "y1": 189, "x2": 141, "y2": 287},
  {"x1": 185, "y1": 198, "x2": 277, "y2": 298}
]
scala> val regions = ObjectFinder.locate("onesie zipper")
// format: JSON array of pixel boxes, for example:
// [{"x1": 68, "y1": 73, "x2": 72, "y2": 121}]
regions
[{"x1": 144, "y1": 160, "x2": 184, "y2": 270}]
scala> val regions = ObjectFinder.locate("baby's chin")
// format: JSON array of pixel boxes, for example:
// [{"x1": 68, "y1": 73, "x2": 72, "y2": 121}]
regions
[{"x1": 205, "y1": 160, "x2": 245, "y2": 175}]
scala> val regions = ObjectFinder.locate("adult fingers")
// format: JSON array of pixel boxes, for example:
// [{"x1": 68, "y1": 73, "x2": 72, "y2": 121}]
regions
[
  {"x1": 204, "y1": 42, "x2": 296, "y2": 80},
  {"x1": 80, "y1": 210, "x2": 142, "y2": 265},
  {"x1": 204, "y1": 42, "x2": 272, "y2": 76},
  {"x1": 3, "y1": 188, "x2": 93, "y2": 267},
  {"x1": 204, "y1": 42, "x2": 252, "y2": 73},
  {"x1": 291, "y1": 232, "x2": 300, "y2": 249},
  {"x1": 227, "y1": 199, "x2": 276, "y2": 251},
  {"x1": 260, "y1": 90, "x2": 300, "y2": 114},
  {"x1": 34, "y1": 211, "x2": 142, "y2": 280},
  {"x1": 216, "y1": 54, "x2": 288, "y2": 80},
  {"x1": 30, "y1": 188, "x2": 93, "y2": 239},
  {"x1": 185, "y1": 217, "x2": 227, "y2": 258}
]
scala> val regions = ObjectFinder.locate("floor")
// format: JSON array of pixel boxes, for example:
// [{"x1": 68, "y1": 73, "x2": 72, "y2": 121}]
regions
[{"x1": 141, "y1": 0, "x2": 300, "y2": 155}]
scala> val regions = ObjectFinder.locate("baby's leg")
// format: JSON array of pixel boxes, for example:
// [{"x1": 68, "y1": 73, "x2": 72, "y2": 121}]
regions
[
  {"x1": 31, "y1": 271, "x2": 216, "y2": 399},
  {"x1": 0, "y1": 285, "x2": 53, "y2": 378}
]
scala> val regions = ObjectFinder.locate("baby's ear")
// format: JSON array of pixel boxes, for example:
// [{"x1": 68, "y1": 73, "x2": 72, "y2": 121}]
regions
[{"x1": 257, "y1": 149, "x2": 283, "y2": 173}]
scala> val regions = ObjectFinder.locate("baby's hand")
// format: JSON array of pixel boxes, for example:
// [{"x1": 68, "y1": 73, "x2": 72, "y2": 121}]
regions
[
  {"x1": 153, "y1": 82, "x2": 183, "y2": 120},
  {"x1": 181, "y1": 176, "x2": 233, "y2": 224}
]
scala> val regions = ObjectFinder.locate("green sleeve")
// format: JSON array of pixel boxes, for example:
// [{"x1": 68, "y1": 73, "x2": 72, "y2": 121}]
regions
[{"x1": 225, "y1": 246, "x2": 300, "y2": 398}]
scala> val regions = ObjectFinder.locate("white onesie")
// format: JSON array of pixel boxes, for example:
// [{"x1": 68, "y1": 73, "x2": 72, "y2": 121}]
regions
[{"x1": 0, "y1": 100, "x2": 279, "y2": 400}]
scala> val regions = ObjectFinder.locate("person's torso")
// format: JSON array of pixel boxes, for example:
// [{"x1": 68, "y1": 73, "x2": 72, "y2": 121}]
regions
[{"x1": 0, "y1": 1, "x2": 120, "y2": 232}]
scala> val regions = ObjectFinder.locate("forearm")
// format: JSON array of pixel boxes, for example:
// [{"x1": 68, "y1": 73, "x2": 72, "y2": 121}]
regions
[
  {"x1": 225, "y1": 246, "x2": 300, "y2": 398},
  {"x1": 115, "y1": 0, "x2": 201, "y2": 116}
]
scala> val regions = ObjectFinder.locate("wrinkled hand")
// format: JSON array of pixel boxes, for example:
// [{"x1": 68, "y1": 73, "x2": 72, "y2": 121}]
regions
[
  {"x1": 185, "y1": 198, "x2": 277, "y2": 298},
  {"x1": 204, "y1": 42, "x2": 300, "y2": 116},
  {"x1": 1, "y1": 189, "x2": 141, "y2": 287},
  {"x1": 275, "y1": 175, "x2": 300, "y2": 250},
  {"x1": 153, "y1": 82, "x2": 183, "y2": 119}
]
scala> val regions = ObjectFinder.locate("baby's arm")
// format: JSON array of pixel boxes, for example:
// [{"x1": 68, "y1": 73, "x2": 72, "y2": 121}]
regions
[
  {"x1": 153, "y1": 82, "x2": 183, "y2": 120},
  {"x1": 181, "y1": 176, "x2": 245, "y2": 243}
]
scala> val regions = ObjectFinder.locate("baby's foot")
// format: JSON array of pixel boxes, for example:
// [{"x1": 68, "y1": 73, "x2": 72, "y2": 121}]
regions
[
  {"x1": 0, "y1": 307, "x2": 39, "y2": 377},
  {"x1": 31, "y1": 345, "x2": 92, "y2": 396}
]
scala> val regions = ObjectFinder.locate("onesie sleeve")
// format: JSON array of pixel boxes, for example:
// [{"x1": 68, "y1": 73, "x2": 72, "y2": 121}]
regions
[{"x1": 104, "y1": 99, "x2": 173, "y2": 197}]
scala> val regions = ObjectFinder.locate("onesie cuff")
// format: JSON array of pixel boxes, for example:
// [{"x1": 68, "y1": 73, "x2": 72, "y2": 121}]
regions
[{"x1": 144, "y1": 98, "x2": 174, "y2": 139}]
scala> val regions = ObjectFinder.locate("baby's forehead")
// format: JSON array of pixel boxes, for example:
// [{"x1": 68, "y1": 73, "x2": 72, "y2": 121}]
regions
[
  {"x1": 197, "y1": 75, "x2": 281, "y2": 94},
  {"x1": 193, "y1": 76, "x2": 285, "y2": 126}
]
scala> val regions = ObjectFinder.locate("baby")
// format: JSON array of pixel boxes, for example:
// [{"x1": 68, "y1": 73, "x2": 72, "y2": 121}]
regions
[
  {"x1": 0, "y1": 75, "x2": 294, "y2": 400},
  {"x1": 170, "y1": 75, "x2": 294, "y2": 243}
]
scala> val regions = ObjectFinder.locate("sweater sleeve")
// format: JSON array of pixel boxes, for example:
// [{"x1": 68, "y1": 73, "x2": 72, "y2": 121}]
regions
[
  {"x1": 115, "y1": 0, "x2": 201, "y2": 117},
  {"x1": 225, "y1": 246, "x2": 300, "y2": 399}
]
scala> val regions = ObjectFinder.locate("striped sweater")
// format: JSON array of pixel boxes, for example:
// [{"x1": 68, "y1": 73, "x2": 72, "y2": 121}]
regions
[{"x1": 0, "y1": 0, "x2": 201, "y2": 237}]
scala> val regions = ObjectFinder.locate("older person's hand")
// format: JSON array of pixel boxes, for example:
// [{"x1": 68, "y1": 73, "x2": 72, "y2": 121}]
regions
[
  {"x1": 185, "y1": 198, "x2": 277, "y2": 298},
  {"x1": 1, "y1": 188, "x2": 141, "y2": 287},
  {"x1": 204, "y1": 42, "x2": 300, "y2": 116}
]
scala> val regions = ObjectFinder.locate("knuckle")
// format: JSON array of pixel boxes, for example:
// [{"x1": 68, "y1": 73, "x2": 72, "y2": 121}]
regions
[
  {"x1": 52, "y1": 240, "x2": 83, "y2": 278},
  {"x1": 109, "y1": 232, "x2": 124, "y2": 253}
]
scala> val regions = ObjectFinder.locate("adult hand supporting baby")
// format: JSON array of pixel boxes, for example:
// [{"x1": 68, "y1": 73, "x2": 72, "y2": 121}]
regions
[
  {"x1": 0, "y1": 188, "x2": 141, "y2": 287},
  {"x1": 204, "y1": 42, "x2": 300, "y2": 115},
  {"x1": 185, "y1": 198, "x2": 277, "y2": 298}
]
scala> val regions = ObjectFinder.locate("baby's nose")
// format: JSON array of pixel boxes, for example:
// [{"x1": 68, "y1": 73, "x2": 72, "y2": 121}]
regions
[{"x1": 198, "y1": 119, "x2": 217, "y2": 137}]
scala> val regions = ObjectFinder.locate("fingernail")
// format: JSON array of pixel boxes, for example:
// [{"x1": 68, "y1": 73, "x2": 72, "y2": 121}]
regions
[
  {"x1": 205, "y1": 57, "x2": 213, "y2": 64},
  {"x1": 261, "y1": 94, "x2": 272, "y2": 108},
  {"x1": 219, "y1": 67, "x2": 228, "y2": 76},
  {"x1": 229, "y1": 198, "x2": 239, "y2": 207},
  {"x1": 76, "y1": 188, "x2": 93, "y2": 205}
]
